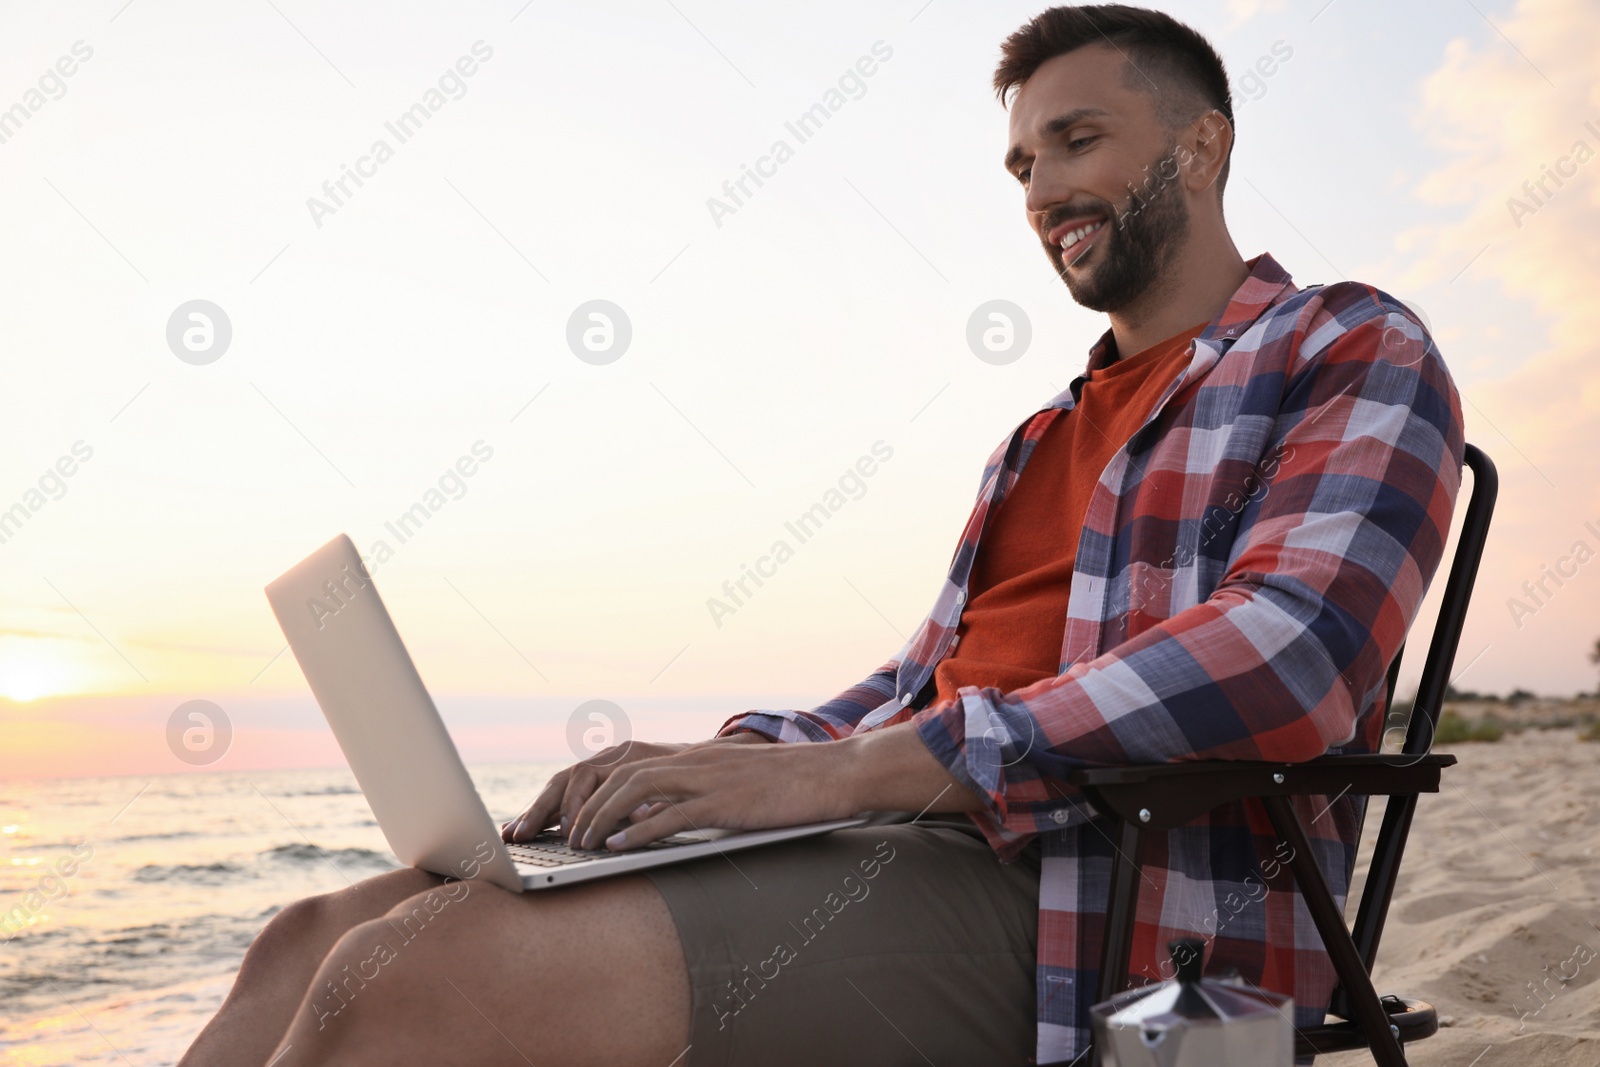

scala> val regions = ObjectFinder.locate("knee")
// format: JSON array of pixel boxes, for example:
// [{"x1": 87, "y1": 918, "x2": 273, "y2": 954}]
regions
[
  {"x1": 291, "y1": 917, "x2": 397, "y2": 1048},
  {"x1": 374, "y1": 877, "x2": 510, "y2": 949},
  {"x1": 238, "y1": 870, "x2": 440, "y2": 983},
  {"x1": 238, "y1": 894, "x2": 331, "y2": 979},
  {"x1": 299, "y1": 897, "x2": 499, "y2": 1044},
  {"x1": 299, "y1": 888, "x2": 541, "y2": 1049}
]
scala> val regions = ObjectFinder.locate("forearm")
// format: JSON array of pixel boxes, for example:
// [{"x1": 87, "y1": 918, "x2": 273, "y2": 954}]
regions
[{"x1": 834, "y1": 722, "x2": 986, "y2": 814}]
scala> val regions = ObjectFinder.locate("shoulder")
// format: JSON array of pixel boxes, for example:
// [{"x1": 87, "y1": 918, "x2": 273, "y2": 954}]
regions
[
  {"x1": 1261, "y1": 280, "x2": 1463, "y2": 459},
  {"x1": 1260, "y1": 280, "x2": 1440, "y2": 377},
  {"x1": 1208, "y1": 278, "x2": 1450, "y2": 394}
]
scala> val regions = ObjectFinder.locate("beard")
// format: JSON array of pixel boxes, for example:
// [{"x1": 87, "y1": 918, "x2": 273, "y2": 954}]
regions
[{"x1": 1045, "y1": 142, "x2": 1192, "y2": 313}]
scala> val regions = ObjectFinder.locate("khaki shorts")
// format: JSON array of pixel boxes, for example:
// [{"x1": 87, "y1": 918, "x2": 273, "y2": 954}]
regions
[{"x1": 644, "y1": 813, "x2": 1042, "y2": 1067}]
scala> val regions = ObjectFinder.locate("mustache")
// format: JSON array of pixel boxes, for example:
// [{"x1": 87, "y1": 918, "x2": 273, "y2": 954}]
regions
[
  {"x1": 1041, "y1": 201, "x2": 1117, "y2": 242},
  {"x1": 1042, "y1": 204, "x2": 1117, "y2": 273}
]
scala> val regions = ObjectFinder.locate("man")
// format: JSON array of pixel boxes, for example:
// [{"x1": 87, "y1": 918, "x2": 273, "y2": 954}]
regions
[{"x1": 181, "y1": 5, "x2": 1463, "y2": 1065}]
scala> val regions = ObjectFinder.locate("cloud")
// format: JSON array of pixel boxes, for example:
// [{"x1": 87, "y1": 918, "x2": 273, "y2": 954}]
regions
[
  {"x1": 125, "y1": 636, "x2": 281, "y2": 658},
  {"x1": 1394, "y1": 0, "x2": 1600, "y2": 692},
  {"x1": 0, "y1": 627, "x2": 88, "y2": 642}
]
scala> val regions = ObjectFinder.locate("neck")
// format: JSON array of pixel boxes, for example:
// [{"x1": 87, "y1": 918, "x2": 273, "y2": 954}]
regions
[{"x1": 1106, "y1": 224, "x2": 1249, "y2": 358}]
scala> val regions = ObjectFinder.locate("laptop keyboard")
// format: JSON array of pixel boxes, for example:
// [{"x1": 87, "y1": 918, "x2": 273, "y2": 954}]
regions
[{"x1": 505, "y1": 830, "x2": 706, "y2": 867}]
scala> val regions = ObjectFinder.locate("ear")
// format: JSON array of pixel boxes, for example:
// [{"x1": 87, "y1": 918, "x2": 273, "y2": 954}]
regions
[{"x1": 1181, "y1": 109, "x2": 1232, "y2": 195}]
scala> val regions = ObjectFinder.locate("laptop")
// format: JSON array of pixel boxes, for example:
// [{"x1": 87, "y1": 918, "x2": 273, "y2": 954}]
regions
[{"x1": 265, "y1": 534, "x2": 863, "y2": 892}]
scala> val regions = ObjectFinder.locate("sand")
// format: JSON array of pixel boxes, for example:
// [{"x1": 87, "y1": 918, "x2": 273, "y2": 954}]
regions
[{"x1": 1322, "y1": 726, "x2": 1600, "y2": 1066}]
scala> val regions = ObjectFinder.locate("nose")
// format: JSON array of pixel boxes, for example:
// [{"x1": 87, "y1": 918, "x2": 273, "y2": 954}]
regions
[{"x1": 1024, "y1": 156, "x2": 1070, "y2": 232}]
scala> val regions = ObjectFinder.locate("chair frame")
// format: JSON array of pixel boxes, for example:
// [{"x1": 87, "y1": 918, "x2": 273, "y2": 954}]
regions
[{"x1": 1074, "y1": 444, "x2": 1498, "y2": 1066}]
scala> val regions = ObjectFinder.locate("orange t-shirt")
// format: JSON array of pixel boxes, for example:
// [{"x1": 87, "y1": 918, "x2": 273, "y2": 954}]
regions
[{"x1": 932, "y1": 320, "x2": 1210, "y2": 704}]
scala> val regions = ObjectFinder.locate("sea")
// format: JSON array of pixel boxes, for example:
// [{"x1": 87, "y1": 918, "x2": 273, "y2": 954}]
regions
[{"x1": 0, "y1": 762, "x2": 562, "y2": 1066}]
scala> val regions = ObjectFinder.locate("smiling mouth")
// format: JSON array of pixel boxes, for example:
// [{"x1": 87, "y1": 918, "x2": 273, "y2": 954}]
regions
[{"x1": 1047, "y1": 217, "x2": 1107, "y2": 267}]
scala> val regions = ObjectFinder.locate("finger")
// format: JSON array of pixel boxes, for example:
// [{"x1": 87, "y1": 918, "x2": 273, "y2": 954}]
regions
[
  {"x1": 583, "y1": 737, "x2": 637, "y2": 770},
  {"x1": 630, "y1": 801, "x2": 668, "y2": 823},
  {"x1": 569, "y1": 760, "x2": 636, "y2": 849},
  {"x1": 600, "y1": 804, "x2": 697, "y2": 852},
  {"x1": 573, "y1": 762, "x2": 689, "y2": 851},
  {"x1": 517, "y1": 776, "x2": 570, "y2": 839},
  {"x1": 559, "y1": 764, "x2": 606, "y2": 840},
  {"x1": 506, "y1": 771, "x2": 570, "y2": 842}
]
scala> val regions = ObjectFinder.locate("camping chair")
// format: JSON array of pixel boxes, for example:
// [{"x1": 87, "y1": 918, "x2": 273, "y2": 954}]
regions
[{"x1": 1071, "y1": 443, "x2": 1498, "y2": 1067}]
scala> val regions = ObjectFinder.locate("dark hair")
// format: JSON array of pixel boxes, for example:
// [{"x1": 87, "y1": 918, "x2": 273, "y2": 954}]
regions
[{"x1": 994, "y1": 5, "x2": 1234, "y2": 192}]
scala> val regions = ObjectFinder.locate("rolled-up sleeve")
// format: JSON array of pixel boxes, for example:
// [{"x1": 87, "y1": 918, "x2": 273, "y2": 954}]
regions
[{"x1": 716, "y1": 652, "x2": 905, "y2": 743}]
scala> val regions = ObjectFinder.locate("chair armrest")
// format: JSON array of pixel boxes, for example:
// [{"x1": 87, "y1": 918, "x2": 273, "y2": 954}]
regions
[{"x1": 1065, "y1": 753, "x2": 1456, "y2": 831}]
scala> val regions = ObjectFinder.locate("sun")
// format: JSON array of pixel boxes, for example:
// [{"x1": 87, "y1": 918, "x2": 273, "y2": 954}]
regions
[{"x1": 0, "y1": 648, "x2": 79, "y2": 703}]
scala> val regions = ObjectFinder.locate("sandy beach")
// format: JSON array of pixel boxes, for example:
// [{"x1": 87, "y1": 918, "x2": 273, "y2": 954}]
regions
[{"x1": 1324, "y1": 724, "x2": 1600, "y2": 1066}]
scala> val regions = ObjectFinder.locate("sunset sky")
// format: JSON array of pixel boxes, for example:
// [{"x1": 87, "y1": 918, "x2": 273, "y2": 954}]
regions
[{"x1": 2, "y1": 0, "x2": 1597, "y2": 779}]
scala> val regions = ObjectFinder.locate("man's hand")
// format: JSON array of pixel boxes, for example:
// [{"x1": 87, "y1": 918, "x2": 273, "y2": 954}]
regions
[
  {"x1": 567, "y1": 723, "x2": 985, "y2": 852},
  {"x1": 499, "y1": 731, "x2": 771, "y2": 844}
]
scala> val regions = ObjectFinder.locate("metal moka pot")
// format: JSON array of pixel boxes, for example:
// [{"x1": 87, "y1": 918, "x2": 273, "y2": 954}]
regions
[{"x1": 1090, "y1": 938, "x2": 1294, "y2": 1067}]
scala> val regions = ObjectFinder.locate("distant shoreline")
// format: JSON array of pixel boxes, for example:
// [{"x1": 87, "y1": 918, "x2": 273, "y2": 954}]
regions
[{"x1": 1425, "y1": 694, "x2": 1600, "y2": 732}]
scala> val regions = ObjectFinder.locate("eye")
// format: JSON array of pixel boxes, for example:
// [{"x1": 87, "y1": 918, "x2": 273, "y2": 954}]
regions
[
  {"x1": 1016, "y1": 167, "x2": 1031, "y2": 185},
  {"x1": 1068, "y1": 135, "x2": 1096, "y2": 151}
]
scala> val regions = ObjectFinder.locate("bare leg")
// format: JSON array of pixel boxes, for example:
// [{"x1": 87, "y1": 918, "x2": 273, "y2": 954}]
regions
[
  {"x1": 267, "y1": 874, "x2": 689, "y2": 1067},
  {"x1": 178, "y1": 868, "x2": 443, "y2": 1067}
]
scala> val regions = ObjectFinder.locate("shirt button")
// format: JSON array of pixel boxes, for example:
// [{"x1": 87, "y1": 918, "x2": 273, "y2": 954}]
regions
[
  {"x1": 949, "y1": 634, "x2": 961, "y2": 650},
  {"x1": 955, "y1": 590, "x2": 967, "y2": 605},
  {"x1": 900, "y1": 693, "x2": 914, "y2": 706},
  {"x1": 1051, "y1": 809, "x2": 1070, "y2": 825}
]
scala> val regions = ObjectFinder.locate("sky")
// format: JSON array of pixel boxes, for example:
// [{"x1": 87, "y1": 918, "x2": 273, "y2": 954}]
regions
[{"x1": 1, "y1": 0, "x2": 1597, "y2": 780}]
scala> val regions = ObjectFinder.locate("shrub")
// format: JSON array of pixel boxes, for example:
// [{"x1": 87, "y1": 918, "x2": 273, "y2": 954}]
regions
[{"x1": 1434, "y1": 710, "x2": 1505, "y2": 744}]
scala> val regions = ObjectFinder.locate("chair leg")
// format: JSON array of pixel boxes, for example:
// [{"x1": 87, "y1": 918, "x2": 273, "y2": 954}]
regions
[
  {"x1": 1262, "y1": 795, "x2": 1407, "y2": 1067},
  {"x1": 1095, "y1": 816, "x2": 1145, "y2": 1003},
  {"x1": 1088, "y1": 816, "x2": 1143, "y2": 1067}
]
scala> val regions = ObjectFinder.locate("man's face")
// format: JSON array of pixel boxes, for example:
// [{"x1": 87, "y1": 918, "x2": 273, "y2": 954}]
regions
[{"x1": 1004, "y1": 44, "x2": 1193, "y2": 313}]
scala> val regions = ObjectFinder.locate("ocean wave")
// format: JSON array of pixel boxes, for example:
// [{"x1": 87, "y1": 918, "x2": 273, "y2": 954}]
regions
[
  {"x1": 4, "y1": 969, "x2": 123, "y2": 997},
  {"x1": 102, "y1": 927, "x2": 168, "y2": 945},
  {"x1": 132, "y1": 862, "x2": 248, "y2": 885},
  {"x1": 259, "y1": 843, "x2": 397, "y2": 869},
  {"x1": 0, "y1": 921, "x2": 74, "y2": 945},
  {"x1": 113, "y1": 830, "x2": 202, "y2": 844},
  {"x1": 12, "y1": 838, "x2": 96, "y2": 851}
]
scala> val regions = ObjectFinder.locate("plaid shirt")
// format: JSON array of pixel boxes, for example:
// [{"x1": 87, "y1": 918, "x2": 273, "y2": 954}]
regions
[{"x1": 719, "y1": 252, "x2": 1465, "y2": 1063}]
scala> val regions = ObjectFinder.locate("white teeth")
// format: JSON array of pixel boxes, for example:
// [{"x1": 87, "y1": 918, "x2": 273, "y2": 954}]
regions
[{"x1": 1059, "y1": 220, "x2": 1104, "y2": 250}]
